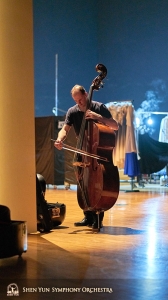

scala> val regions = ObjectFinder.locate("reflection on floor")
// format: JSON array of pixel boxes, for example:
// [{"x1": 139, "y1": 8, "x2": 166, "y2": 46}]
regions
[{"x1": 0, "y1": 185, "x2": 168, "y2": 300}]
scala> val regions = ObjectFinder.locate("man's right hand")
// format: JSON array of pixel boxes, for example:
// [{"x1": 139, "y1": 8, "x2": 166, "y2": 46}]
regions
[{"x1": 54, "y1": 140, "x2": 63, "y2": 150}]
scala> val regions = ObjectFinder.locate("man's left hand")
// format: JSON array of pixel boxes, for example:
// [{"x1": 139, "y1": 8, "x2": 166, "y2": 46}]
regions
[{"x1": 85, "y1": 110, "x2": 100, "y2": 120}]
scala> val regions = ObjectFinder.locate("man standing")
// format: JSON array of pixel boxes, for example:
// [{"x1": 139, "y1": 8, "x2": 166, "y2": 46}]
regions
[{"x1": 54, "y1": 85, "x2": 118, "y2": 230}]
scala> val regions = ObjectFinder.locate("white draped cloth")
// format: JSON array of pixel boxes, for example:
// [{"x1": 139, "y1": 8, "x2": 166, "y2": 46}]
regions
[
  {"x1": 106, "y1": 101, "x2": 139, "y2": 176},
  {"x1": 159, "y1": 116, "x2": 168, "y2": 143}
]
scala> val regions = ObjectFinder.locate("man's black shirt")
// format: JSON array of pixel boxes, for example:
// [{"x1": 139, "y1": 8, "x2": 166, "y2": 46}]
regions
[{"x1": 65, "y1": 101, "x2": 111, "y2": 136}]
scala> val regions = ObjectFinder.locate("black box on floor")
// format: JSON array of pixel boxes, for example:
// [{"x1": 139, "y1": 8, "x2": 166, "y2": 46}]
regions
[
  {"x1": 47, "y1": 202, "x2": 66, "y2": 227},
  {"x1": 37, "y1": 202, "x2": 66, "y2": 232},
  {"x1": 0, "y1": 221, "x2": 27, "y2": 258}
]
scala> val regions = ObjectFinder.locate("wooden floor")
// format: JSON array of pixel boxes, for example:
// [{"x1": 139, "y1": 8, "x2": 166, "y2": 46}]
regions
[{"x1": 0, "y1": 184, "x2": 168, "y2": 300}]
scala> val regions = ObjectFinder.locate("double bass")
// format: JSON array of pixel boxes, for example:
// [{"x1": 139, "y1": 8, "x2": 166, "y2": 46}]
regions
[{"x1": 73, "y1": 64, "x2": 119, "y2": 229}]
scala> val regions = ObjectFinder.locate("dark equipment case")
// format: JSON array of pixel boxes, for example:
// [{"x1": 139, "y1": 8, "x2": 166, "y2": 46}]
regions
[
  {"x1": 0, "y1": 205, "x2": 27, "y2": 259},
  {"x1": 36, "y1": 175, "x2": 66, "y2": 232}
]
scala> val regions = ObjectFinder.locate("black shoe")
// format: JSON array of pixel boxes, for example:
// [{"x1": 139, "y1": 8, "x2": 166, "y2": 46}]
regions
[{"x1": 74, "y1": 217, "x2": 93, "y2": 227}]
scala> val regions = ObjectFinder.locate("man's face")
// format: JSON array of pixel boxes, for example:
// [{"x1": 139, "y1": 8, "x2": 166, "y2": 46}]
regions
[{"x1": 72, "y1": 91, "x2": 87, "y2": 111}]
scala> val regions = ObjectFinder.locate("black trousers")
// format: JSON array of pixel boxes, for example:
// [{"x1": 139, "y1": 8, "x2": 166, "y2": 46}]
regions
[{"x1": 84, "y1": 211, "x2": 104, "y2": 223}]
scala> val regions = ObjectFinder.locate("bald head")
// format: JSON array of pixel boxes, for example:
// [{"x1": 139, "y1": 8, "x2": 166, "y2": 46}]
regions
[{"x1": 70, "y1": 85, "x2": 86, "y2": 96}]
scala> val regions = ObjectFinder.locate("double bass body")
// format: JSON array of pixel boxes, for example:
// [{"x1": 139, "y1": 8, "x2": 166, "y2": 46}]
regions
[{"x1": 76, "y1": 120, "x2": 119, "y2": 213}]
